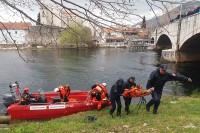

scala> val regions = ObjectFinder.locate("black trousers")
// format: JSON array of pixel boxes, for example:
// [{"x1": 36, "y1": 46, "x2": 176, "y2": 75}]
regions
[
  {"x1": 146, "y1": 91, "x2": 162, "y2": 111},
  {"x1": 110, "y1": 97, "x2": 122, "y2": 115},
  {"x1": 123, "y1": 96, "x2": 132, "y2": 113}
]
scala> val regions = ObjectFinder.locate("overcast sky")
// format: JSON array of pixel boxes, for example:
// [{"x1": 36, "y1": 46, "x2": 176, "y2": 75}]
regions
[{"x1": 0, "y1": 0, "x2": 198, "y2": 25}]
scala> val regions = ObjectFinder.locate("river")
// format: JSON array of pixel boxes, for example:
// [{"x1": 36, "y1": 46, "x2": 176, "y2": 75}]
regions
[{"x1": 0, "y1": 48, "x2": 200, "y2": 112}]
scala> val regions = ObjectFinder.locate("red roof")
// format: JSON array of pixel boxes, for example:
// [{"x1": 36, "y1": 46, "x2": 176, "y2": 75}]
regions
[
  {"x1": 102, "y1": 28, "x2": 116, "y2": 33},
  {"x1": 0, "y1": 22, "x2": 31, "y2": 30}
]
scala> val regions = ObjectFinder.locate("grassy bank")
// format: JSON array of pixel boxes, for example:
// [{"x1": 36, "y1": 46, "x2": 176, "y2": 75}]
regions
[{"x1": 1, "y1": 96, "x2": 200, "y2": 133}]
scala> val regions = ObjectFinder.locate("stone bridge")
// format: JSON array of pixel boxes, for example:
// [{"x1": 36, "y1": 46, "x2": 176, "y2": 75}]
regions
[{"x1": 151, "y1": 13, "x2": 200, "y2": 62}]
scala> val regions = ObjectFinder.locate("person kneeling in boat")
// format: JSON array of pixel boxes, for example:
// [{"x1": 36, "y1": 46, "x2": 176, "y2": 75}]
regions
[
  {"x1": 90, "y1": 83, "x2": 109, "y2": 111},
  {"x1": 54, "y1": 85, "x2": 70, "y2": 102},
  {"x1": 20, "y1": 88, "x2": 37, "y2": 105}
]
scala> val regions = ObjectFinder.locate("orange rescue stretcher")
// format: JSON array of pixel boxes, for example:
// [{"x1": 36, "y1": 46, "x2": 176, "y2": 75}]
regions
[{"x1": 123, "y1": 85, "x2": 154, "y2": 98}]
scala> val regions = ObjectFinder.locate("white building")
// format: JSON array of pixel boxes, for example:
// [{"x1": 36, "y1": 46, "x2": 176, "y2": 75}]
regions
[
  {"x1": 40, "y1": 5, "x2": 83, "y2": 28},
  {"x1": 100, "y1": 27, "x2": 149, "y2": 47},
  {"x1": 100, "y1": 28, "x2": 125, "y2": 47},
  {"x1": 0, "y1": 22, "x2": 31, "y2": 45}
]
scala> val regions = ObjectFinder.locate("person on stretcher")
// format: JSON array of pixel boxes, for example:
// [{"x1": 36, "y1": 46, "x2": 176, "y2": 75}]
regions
[{"x1": 123, "y1": 84, "x2": 154, "y2": 98}]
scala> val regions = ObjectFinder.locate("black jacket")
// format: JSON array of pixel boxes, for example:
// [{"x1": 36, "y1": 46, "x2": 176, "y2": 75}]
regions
[
  {"x1": 146, "y1": 68, "x2": 188, "y2": 92},
  {"x1": 21, "y1": 92, "x2": 35, "y2": 101},
  {"x1": 110, "y1": 79, "x2": 124, "y2": 99},
  {"x1": 122, "y1": 79, "x2": 136, "y2": 91}
]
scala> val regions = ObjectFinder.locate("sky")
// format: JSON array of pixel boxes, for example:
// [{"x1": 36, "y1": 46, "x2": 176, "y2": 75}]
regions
[{"x1": 0, "y1": 0, "x2": 198, "y2": 25}]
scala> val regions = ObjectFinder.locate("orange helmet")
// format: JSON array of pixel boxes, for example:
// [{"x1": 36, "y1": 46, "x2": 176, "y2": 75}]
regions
[{"x1": 23, "y1": 88, "x2": 29, "y2": 92}]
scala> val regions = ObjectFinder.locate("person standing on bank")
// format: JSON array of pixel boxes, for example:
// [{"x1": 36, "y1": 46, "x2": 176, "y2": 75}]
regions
[
  {"x1": 122, "y1": 77, "x2": 136, "y2": 115},
  {"x1": 109, "y1": 78, "x2": 124, "y2": 117},
  {"x1": 146, "y1": 64, "x2": 192, "y2": 114}
]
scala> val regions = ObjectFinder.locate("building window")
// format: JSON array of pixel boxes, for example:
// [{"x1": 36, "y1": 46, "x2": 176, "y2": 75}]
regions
[{"x1": 15, "y1": 31, "x2": 17, "y2": 34}]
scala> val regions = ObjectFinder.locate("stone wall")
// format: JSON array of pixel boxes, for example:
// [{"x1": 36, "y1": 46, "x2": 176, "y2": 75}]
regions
[{"x1": 25, "y1": 25, "x2": 61, "y2": 47}]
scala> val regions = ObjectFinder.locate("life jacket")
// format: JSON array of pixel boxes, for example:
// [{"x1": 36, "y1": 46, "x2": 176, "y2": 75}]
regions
[
  {"x1": 58, "y1": 85, "x2": 70, "y2": 100},
  {"x1": 64, "y1": 84, "x2": 70, "y2": 96},
  {"x1": 90, "y1": 84, "x2": 109, "y2": 110},
  {"x1": 90, "y1": 84, "x2": 108, "y2": 100},
  {"x1": 96, "y1": 84, "x2": 108, "y2": 94}
]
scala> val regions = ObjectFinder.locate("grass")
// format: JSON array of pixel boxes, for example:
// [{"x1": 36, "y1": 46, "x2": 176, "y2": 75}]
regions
[{"x1": 1, "y1": 96, "x2": 200, "y2": 133}]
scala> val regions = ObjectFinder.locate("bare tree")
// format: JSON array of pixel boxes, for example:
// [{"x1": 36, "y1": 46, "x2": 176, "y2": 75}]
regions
[{"x1": 0, "y1": 0, "x2": 184, "y2": 62}]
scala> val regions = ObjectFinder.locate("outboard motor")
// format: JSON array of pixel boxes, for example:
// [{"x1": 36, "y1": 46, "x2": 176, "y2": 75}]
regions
[
  {"x1": 2, "y1": 94, "x2": 15, "y2": 108},
  {"x1": 2, "y1": 82, "x2": 20, "y2": 108}
]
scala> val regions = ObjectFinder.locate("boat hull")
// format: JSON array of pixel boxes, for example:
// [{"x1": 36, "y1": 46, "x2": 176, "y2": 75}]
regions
[{"x1": 7, "y1": 91, "x2": 110, "y2": 119}]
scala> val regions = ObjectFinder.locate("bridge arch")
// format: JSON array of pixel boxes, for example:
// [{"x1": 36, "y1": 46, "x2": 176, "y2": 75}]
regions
[
  {"x1": 156, "y1": 34, "x2": 172, "y2": 50},
  {"x1": 180, "y1": 32, "x2": 200, "y2": 52}
]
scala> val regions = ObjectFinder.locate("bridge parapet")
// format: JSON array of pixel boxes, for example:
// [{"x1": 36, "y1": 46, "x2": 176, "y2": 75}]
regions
[{"x1": 151, "y1": 13, "x2": 200, "y2": 62}]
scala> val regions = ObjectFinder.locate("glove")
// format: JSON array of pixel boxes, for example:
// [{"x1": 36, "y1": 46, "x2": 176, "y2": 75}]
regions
[{"x1": 188, "y1": 78, "x2": 192, "y2": 82}]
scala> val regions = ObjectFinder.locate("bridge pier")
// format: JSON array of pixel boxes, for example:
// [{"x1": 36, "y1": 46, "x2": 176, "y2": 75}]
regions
[
  {"x1": 162, "y1": 49, "x2": 200, "y2": 62},
  {"x1": 162, "y1": 49, "x2": 177, "y2": 62}
]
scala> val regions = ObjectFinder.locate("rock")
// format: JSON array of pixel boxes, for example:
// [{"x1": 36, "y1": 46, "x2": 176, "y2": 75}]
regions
[
  {"x1": 123, "y1": 125, "x2": 130, "y2": 128},
  {"x1": 182, "y1": 123, "x2": 196, "y2": 128},
  {"x1": 143, "y1": 123, "x2": 147, "y2": 126},
  {"x1": 170, "y1": 101, "x2": 177, "y2": 104}
]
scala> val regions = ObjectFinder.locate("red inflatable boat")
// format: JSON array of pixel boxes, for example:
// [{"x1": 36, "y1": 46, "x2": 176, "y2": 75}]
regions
[
  {"x1": 3, "y1": 82, "x2": 110, "y2": 119},
  {"x1": 6, "y1": 91, "x2": 110, "y2": 119}
]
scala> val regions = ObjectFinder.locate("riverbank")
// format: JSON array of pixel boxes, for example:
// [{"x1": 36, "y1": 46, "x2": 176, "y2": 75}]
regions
[
  {"x1": 0, "y1": 45, "x2": 128, "y2": 49},
  {"x1": 1, "y1": 96, "x2": 200, "y2": 133}
]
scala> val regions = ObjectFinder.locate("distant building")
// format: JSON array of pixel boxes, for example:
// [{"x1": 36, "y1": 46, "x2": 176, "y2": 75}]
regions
[
  {"x1": 100, "y1": 27, "x2": 149, "y2": 47},
  {"x1": 40, "y1": 5, "x2": 83, "y2": 28},
  {"x1": 100, "y1": 28, "x2": 124, "y2": 47},
  {"x1": 0, "y1": 22, "x2": 31, "y2": 45},
  {"x1": 123, "y1": 28, "x2": 149, "y2": 40}
]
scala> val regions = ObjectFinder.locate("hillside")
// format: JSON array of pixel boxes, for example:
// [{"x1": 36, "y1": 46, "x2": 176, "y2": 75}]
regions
[{"x1": 145, "y1": 1, "x2": 200, "y2": 29}]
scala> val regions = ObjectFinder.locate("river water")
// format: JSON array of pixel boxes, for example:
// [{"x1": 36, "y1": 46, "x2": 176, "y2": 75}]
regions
[{"x1": 0, "y1": 48, "x2": 200, "y2": 111}]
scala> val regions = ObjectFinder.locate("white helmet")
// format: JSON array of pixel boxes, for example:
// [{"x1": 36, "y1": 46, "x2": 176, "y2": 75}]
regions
[
  {"x1": 54, "y1": 88, "x2": 59, "y2": 92},
  {"x1": 102, "y1": 83, "x2": 107, "y2": 87}
]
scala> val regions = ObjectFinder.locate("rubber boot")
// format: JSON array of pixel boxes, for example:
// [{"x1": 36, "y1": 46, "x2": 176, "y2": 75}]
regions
[
  {"x1": 146, "y1": 105, "x2": 150, "y2": 112},
  {"x1": 117, "y1": 109, "x2": 121, "y2": 117},
  {"x1": 117, "y1": 112, "x2": 121, "y2": 117},
  {"x1": 109, "y1": 112, "x2": 114, "y2": 118},
  {"x1": 153, "y1": 109, "x2": 158, "y2": 114}
]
